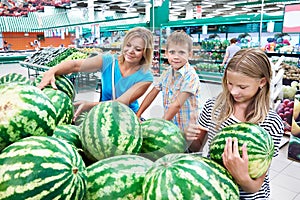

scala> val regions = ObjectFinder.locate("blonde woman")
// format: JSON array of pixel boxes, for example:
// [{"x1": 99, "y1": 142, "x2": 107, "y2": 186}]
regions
[
  {"x1": 185, "y1": 48, "x2": 283, "y2": 199},
  {"x1": 38, "y1": 27, "x2": 154, "y2": 120}
]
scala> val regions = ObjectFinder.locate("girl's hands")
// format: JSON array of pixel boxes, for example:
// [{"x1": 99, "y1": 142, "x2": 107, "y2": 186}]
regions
[
  {"x1": 184, "y1": 124, "x2": 208, "y2": 141},
  {"x1": 222, "y1": 137, "x2": 250, "y2": 184}
]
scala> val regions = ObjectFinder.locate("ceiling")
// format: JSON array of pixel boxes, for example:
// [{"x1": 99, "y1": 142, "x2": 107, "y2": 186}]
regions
[{"x1": 67, "y1": 0, "x2": 300, "y2": 19}]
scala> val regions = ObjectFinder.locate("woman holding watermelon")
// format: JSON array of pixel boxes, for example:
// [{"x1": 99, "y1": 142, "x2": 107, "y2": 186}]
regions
[
  {"x1": 185, "y1": 48, "x2": 283, "y2": 199},
  {"x1": 38, "y1": 27, "x2": 154, "y2": 120}
]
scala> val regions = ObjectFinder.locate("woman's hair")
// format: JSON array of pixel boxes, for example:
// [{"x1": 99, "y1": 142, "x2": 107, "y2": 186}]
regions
[
  {"x1": 166, "y1": 30, "x2": 193, "y2": 52},
  {"x1": 119, "y1": 27, "x2": 153, "y2": 71},
  {"x1": 213, "y1": 48, "x2": 272, "y2": 126}
]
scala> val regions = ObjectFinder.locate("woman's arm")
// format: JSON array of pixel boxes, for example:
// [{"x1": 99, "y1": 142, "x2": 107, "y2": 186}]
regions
[
  {"x1": 222, "y1": 137, "x2": 267, "y2": 193},
  {"x1": 117, "y1": 81, "x2": 152, "y2": 106},
  {"x1": 38, "y1": 54, "x2": 103, "y2": 89},
  {"x1": 136, "y1": 87, "x2": 160, "y2": 118}
]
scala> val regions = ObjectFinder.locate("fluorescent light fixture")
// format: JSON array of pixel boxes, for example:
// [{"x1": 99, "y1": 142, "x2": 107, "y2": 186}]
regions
[{"x1": 227, "y1": 1, "x2": 247, "y2": 5}]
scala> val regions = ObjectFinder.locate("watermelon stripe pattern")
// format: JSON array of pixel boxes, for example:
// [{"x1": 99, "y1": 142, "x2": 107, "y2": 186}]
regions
[
  {"x1": 0, "y1": 84, "x2": 57, "y2": 151},
  {"x1": 86, "y1": 155, "x2": 153, "y2": 199},
  {"x1": 0, "y1": 73, "x2": 31, "y2": 85},
  {"x1": 140, "y1": 118, "x2": 186, "y2": 161},
  {"x1": 0, "y1": 136, "x2": 87, "y2": 199},
  {"x1": 80, "y1": 101, "x2": 142, "y2": 161},
  {"x1": 52, "y1": 124, "x2": 82, "y2": 149},
  {"x1": 209, "y1": 122, "x2": 274, "y2": 178},
  {"x1": 32, "y1": 74, "x2": 75, "y2": 101},
  {"x1": 42, "y1": 88, "x2": 74, "y2": 125},
  {"x1": 142, "y1": 153, "x2": 239, "y2": 200}
]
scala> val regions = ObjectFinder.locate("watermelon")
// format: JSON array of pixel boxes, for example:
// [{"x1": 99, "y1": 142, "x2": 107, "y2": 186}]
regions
[
  {"x1": 86, "y1": 155, "x2": 153, "y2": 200},
  {"x1": 0, "y1": 84, "x2": 57, "y2": 151},
  {"x1": 142, "y1": 153, "x2": 239, "y2": 200},
  {"x1": 209, "y1": 122, "x2": 274, "y2": 178},
  {"x1": 0, "y1": 136, "x2": 87, "y2": 199},
  {"x1": 52, "y1": 124, "x2": 82, "y2": 149},
  {"x1": 140, "y1": 118, "x2": 186, "y2": 161},
  {"x1": 80, "y1": 101, "x2": 142, "y2": 161},
  {"x1": 42, "y1": 88, "x2": 74, "y2": 125},
  {"x1": 0, "y1": 72, "x2": 31, "y2": 85},
  {"x1": 32, "y1": 74, "x2": 75, "y2": 101}
]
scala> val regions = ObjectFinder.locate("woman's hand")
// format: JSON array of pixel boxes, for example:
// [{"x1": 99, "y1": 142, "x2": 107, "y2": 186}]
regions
[
  {"x1": 73, "y1": 101, "x2": 95, "y2": 121},
  {"x1": 37, "y1": 70, "x2": 57, "y2": 90}
]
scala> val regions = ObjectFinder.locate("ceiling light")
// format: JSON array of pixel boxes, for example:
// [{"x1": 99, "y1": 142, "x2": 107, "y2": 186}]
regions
[{"x1": 227, "y1": 1, "x2": 247, "y2": 5}]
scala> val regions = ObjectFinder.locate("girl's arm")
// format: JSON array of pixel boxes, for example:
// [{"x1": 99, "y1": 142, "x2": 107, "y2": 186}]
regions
[{"x1": 184, "y1": 123, "x2": 208, "y2": 152}]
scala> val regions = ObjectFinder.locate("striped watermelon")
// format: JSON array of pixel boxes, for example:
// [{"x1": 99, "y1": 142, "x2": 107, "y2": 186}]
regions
[
  {"x1": 142, "y1": 153, "x2": 239, "y2": 200},
  {"x1": 80, "y1": 101, "x2": 142, "y2": 161},
  {"x1": 52, "y1": 124, "x2": 82, "y2": 149},
  {"x1": 32, "y1": 74, "x2": 75, "y2": 101},
  {"x1": 0, "y1": 136, "x2": 87, "y2": 199},
  {"x1": 42, "y1": 88, "x2": 74, "y2": 125},
  {"x1": 0, "y1": 84, "x2": 57, "y2": 151},
  {"x1": 140, "y1": 118, "x2": 186, "y2": 161},
  {"x1": 0, "y1": 72, "x2": 31, "y2": 85},
  {"x1": 193, "y1": 156, "x2": 239, "y2": 199},
  {"x1": 86, "y1": 155, "x2": 153, "y2": 200},
  {"x1": 209, "y1": 122, "x2": 274, "y2": 178}
]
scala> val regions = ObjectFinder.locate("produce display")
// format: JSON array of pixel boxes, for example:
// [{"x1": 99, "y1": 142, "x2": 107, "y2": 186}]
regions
[
  {"x1": 0, "y1": 136, "x2": 87, "y2": 199},
  {"x1": 80, "y1": 101, "x2": 142, "y2": 161},
  {"x1": 0, "y1": 83, "x2": 57, "y2": 151},
  {"x1": 142, "y1": 153, "x2": 239, "y2": 200},
  {"x1": 209, "y1": 122, "x2": 274, "y2": 179},
  {"x1": 1, "y1": 69, "x2": 285, "y2": 198},
  {"x1": 140, "y1": 118, "x2": 186, "y2": 161},
  {"x1": 86, "y1": 155, "x2": 153, "y2": 200},
  {"x1": 276, "y1": 99, "x2": 294, "y2": 132}
]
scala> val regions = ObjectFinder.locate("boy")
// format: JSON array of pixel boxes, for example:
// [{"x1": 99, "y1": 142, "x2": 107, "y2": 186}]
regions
[{"x1": 136, "y1": 30, "x2": 201, "y2": 132}]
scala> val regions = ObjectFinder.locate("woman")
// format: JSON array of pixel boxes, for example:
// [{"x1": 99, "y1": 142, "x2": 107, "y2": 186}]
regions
[
  {"x1": 185, "y1": 48, "x2": 283, "y2": 199},
  {"x1": 38, "y1": 27, "x2": 154, "y2": 120}
]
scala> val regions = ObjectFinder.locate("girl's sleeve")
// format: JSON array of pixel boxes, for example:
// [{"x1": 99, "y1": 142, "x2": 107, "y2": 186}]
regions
[
  {"x1": 198, "y1": 99, "x2": 213, "y2": 127},
  {"x1": 261, "y1": 111, "x2": 284, "y2": 157}
]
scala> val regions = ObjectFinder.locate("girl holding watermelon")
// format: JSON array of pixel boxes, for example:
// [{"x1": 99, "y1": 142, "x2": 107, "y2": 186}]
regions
[
  {"x1": 185, "y1": 48, "x2": 284, "y2": 199},
  {"x1": 38, "y1": 27, "x2": 154, "y2": 120}
]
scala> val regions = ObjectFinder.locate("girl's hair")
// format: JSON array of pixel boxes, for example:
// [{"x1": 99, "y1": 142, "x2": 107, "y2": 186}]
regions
[
  {"x1": 213, "y1": 48, "x2": 272, "y2": 126},
  {"x1": 166, "y1": 30, "x2": 193, "y2": 52},
  {"x1": 118, "y1": 27, "x2": 153, "y2": 71}
]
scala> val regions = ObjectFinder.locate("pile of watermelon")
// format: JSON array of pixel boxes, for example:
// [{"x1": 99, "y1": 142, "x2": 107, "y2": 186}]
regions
[{"x1": 0, "y1": 72, "x2": 276, "y2": 199}]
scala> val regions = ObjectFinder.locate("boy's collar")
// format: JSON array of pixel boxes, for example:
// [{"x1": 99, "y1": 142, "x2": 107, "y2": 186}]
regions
[{"x1": 172, "y1": 62, "x2": 191, "y2": 75}]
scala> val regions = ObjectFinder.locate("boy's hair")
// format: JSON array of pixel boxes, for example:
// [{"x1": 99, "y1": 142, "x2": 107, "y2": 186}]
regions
[
  {"x1": 119, "y1": 27, "x2": 154, "y2": 71},
  {"x1": 230, "y1": 38, "x2": 238, "y2": 44},
  {"x1": 166, "y1": 30, "x2": 193, "y2": 52},
  {"x1": 213, "y1": 48, "x2": 272, "y2": 127}
]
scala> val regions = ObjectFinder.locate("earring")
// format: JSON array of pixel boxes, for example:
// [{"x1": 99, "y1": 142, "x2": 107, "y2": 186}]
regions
[{"x1": 260, "y1": 86, "x2": 263, "y2": 89}]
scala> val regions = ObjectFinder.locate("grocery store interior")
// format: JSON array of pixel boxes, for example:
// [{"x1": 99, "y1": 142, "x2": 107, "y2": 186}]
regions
[{"x1": 1, "y1": 0, "x2": 300, "y2": 199}]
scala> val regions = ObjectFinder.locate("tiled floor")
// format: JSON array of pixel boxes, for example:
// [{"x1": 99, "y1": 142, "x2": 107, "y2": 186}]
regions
[{"x1": 1, "y1": 63, "x2": 300, "y2": 199}]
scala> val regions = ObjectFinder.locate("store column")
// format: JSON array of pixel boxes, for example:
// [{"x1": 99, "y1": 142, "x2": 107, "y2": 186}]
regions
[{"x1": 150, "y1": 0, "x2": 169, "y2": 31}]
